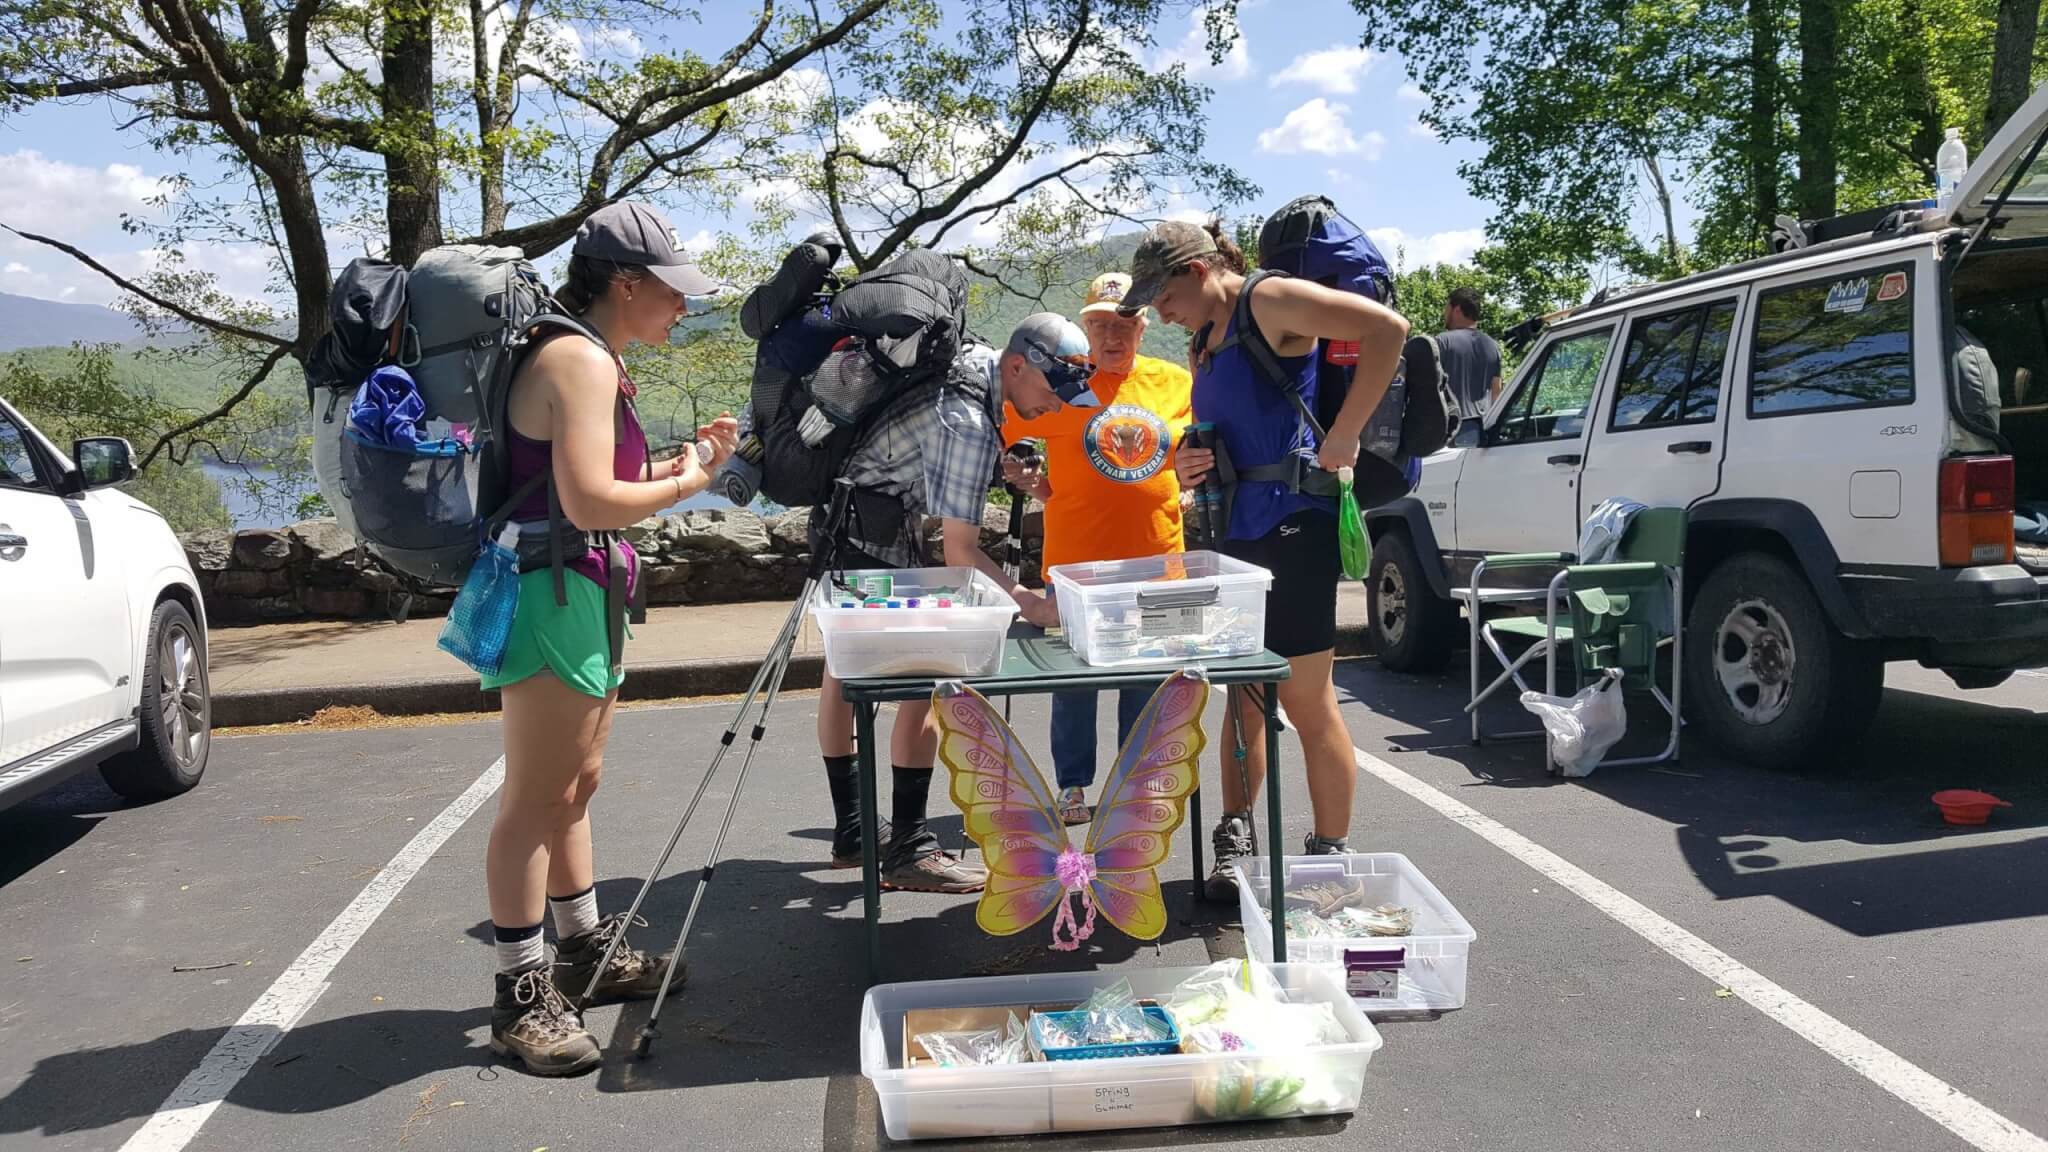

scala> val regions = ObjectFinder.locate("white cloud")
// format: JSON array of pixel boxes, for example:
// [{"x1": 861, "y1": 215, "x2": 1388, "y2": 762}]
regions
[
  {"x1": 1409, "y1": 119, "x2": 1439, "y2": 140},
  {"x1": 1257, "y1": 100, "x2": 1382, "y2": 158},
  {"x1": 1270, "y1": 47, "x2": 1374, "y2": 94},
  {"x1": 1156, "y1": 7, "x2": 1251, "y2": 81},
  {"x1": 742, "y1": 177, "x2": 801, "y2": 209},
  {"x1": 1366, "y1": 226, "x2": 1486, "y2": 269},
  {"x1": 0, "y1": 150, "x2": 171, "y2": 234},
  {"x1": 3, "y1": 262, "x2": 28, "y2": 275},
  {"x1": 680, "y1": 229, "x2": 715, "y2": 256},
  {"x1": 589, "y1": 25, "x2": 642, "y2": 57},
  {"x1": 1325, "y1": 167, "x2": 1353, "y2": 187},
  {"x1": 1397, "y1": 82, "x2": 1427, "y2": 103}
]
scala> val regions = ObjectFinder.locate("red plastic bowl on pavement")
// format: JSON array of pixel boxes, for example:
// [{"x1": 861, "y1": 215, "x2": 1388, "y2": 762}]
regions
[{"x1": 1932, "y1": 790, "x2": 2012, "y2": 826}]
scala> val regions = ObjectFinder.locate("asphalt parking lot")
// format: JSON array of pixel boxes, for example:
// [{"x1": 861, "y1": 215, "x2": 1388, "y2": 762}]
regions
[{"x1": 3, "y1": 660, "x2": 2044, "y2": 1152}]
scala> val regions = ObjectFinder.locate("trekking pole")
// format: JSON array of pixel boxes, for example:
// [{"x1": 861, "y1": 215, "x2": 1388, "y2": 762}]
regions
[
  {"x1": 579, "y1": 482, "x2": 857, "y2": 1011},
  {"x1": 576, "y1": 582, "x2": 811, "y2": 1009},
  {"x1": 632, "y1": 575, "x2": 810, "y2": 1058},
  {"x1": 1230, "y1": 685, "x2": 1259, "y2": 855}
]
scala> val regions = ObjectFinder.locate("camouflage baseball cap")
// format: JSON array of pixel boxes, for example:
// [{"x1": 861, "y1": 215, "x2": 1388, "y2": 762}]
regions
[{"x1": 1118, "y1": 220, "x2": 1219, "y2": 315}]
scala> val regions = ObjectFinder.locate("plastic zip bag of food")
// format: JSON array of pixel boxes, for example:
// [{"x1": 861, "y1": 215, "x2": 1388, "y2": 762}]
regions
[{"x1": 915, "y1": 1012, "x2": 1029, "y2": 1067}]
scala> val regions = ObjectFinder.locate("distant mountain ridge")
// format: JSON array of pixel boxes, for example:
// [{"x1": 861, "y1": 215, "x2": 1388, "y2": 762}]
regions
[{"x1": 0, "y1": 290, "x2": 145, "y2": 351}]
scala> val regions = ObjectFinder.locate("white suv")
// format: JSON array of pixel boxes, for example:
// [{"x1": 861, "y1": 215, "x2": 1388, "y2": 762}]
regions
[
  {"x1": 0, "y1": 398, "x2": 211, "y2": 809},
  {"x1": 1365, "y1": 87, "x2": 2048, "y2": 766}
]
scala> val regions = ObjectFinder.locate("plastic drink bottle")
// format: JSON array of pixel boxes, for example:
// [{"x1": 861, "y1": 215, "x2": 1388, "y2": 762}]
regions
[
  {"x1": 1181, "y1": 424, "x2": 1226, "y2": 548},
  {"x1": 1937, "y1": 127, "x2": 1969, "y2": 210}
]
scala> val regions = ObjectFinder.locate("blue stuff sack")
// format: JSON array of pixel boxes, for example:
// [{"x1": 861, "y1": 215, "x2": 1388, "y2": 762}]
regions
[{"x1": 438, "y1": 525, "x2": 521, "y2": 676}]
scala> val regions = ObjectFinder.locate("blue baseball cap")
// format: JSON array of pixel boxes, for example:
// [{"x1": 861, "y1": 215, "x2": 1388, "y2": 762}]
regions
[{"x1": 1006, "y1": 312, "x2": 1094, "y2": 400}]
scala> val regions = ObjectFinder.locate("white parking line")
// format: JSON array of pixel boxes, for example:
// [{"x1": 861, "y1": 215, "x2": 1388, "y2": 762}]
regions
[
  {"x1": 1351, "y1": 744, "x2": 2048, "y2": 1152},
  {"x1": 119, "y1": 758, "x2": 507, "y2": 1152}
]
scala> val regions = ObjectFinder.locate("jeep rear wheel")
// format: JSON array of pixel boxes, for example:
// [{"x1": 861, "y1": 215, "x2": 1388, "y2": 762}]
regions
[
  {"x1": 1369, "y1": 530, "x2": 1455, "y2": 673},
  {"x1": 1684, "y1": 552, "x2": 1882, "y2": 769}
]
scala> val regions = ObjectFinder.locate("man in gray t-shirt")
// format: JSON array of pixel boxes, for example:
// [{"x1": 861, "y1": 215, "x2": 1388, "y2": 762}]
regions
[{"x1": 1436, "y1": 286, "x2": 1502, "y2": 420}]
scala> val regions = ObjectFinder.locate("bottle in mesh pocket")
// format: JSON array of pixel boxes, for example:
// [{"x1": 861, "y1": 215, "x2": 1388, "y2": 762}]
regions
[{"x1": 438, "y1": 526, "x2": 522, "y2": 675}]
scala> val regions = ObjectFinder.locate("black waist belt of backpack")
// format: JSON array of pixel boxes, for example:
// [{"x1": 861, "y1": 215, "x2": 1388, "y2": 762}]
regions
[
  {"x1": 505, "y1": 485, "x2": 644, "y2": 678},
  {"x1": 1237, "y1": 456, "x2": 1341, "y2": 499}
]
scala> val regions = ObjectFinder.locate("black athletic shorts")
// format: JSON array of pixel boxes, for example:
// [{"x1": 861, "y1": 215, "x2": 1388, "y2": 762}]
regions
[{"x1": 1220, "y1": 509, "x2": 1340, "y2": 658}]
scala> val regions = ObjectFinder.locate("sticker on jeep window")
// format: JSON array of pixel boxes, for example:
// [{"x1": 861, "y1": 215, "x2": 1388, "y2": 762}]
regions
[
  {"x1": 1876, "y1": 271, "x2": 1909, "y2": 303},
  {"x1": 1824, "y1": 278, "x2": 1871, "y2": 314}
]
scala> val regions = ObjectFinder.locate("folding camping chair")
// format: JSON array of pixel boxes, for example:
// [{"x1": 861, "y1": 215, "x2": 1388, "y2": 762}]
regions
[{"x1": 1464, "y1": 507, "x2": 1686, "y2": 771}]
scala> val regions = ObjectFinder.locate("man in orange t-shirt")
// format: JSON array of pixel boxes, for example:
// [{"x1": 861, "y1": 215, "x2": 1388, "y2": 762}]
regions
[{"x1": 1003, "y1": 272, "x2": 1194, "y2": 825}]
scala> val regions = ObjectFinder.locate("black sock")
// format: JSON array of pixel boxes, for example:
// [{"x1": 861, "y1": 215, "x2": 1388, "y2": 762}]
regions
[
  {"x1": 891, "y1": 765, "x2": 935, "y2": 856},
  {"x1": 824, "y1": 754, "x2": 859, "y2": 835}
]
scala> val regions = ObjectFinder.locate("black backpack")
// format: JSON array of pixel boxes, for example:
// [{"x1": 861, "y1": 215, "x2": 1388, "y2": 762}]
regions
[
  {"x1": 739, "y1": 244, "x2": 974, "y2": 508},
  {"x1": 1246, "y1": 195, "x2": 1458, "y2": 508}
]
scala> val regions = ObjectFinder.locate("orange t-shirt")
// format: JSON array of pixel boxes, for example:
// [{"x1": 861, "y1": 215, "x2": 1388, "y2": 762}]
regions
[{"x1": 1004, "y1": 353, "x2": 1194, "y2": 571}]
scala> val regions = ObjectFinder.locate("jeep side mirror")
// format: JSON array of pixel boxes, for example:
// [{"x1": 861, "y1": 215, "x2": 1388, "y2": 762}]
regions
[{"x1": 74, "y1": 437, "x2": 136, "y2": 489}]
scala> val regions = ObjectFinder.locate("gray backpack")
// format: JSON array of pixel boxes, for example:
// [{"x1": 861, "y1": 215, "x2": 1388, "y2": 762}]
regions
[{"x1": 312, "y1": 244, "x2": 585, "y2": 586}]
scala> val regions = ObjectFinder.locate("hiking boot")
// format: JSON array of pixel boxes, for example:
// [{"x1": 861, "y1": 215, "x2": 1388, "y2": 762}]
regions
[
  {"x1": 830, "y1": 819, "x2": 893, "y2": 870},
  {"x1": 1203, "y1": 814, "x2": 1255, "y2": 903},
  {"x1": 491, "y1": 967, "x2": 601, "y2": 1077},
  {"x1": 553, "y1": 913, "x2": 683, "y2": 1006},
  {"x1": 1058, "y1": 787, "x2": 1092, "y2": 826},
  {"x1": 881, "y1": 846, "x2": 987, "y2": 893},
  {"x1": 1302, "y1": 832, "x2": 1351, "y2": 857}
]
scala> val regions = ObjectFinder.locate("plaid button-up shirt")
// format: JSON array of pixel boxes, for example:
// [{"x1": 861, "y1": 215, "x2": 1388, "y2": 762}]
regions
[{"x1": 826, "y1": 351, "x2": 1004, "y2": 567}]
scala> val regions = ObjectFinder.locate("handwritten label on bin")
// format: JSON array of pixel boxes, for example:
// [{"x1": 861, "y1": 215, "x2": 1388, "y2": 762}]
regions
[{"x1": 1051, "y1": 1078, "x2": 1196, "y2": 1131}]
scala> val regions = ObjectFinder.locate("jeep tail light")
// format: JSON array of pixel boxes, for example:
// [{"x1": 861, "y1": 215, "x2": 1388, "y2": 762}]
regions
[
  {"x1": 1325, "y1": 340, "x2": 1359, "y2": 366},
  {"x1": 1938, "y1": 456, "x2": 2014, "y2": 567}
]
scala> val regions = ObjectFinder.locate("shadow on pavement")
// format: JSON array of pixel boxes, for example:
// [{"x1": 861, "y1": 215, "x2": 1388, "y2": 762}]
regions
[
  {"x1": 0, "y1": 1009, "x2": 494, "y2": 1140},
  {"x1": 1334, "y1": 660, "x2": 2048, "y2": 938},
  {"x1": 0, "y1": 774, "x2": 126, "y2": 888}
]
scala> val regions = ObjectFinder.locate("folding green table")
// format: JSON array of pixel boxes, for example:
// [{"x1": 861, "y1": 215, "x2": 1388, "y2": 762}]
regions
[{"x1": 838, "y1": 627, "x2": 1293, "y2": 982}]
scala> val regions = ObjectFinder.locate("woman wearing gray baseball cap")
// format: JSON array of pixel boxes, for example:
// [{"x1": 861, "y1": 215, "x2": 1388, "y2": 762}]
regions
[
  {"x1": 1121, "y1": 217, "x2": 1408, "y2": 898},
  {"x1": 480, "y1": 200, "x2": 738, "y2": 1076}
]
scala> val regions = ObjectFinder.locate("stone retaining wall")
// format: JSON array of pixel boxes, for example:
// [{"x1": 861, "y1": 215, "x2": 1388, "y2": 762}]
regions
[{"x1": 181, "y1": 504, "x2": 1044, "y2": 625}]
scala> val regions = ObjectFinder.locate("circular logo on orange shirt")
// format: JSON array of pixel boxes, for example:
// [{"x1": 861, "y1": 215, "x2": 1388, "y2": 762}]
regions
[{"x1": 1083, "y1": 403, "x2": 1170, "y2": 483}]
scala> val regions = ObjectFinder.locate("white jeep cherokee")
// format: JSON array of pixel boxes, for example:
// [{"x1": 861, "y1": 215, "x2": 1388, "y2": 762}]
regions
[
  {"x1": 0, "y1": 397, "x2": 211, "y2": 809},
  {"x1": 1366, "y1": 87, "x2": 2048, "y2": 767}
]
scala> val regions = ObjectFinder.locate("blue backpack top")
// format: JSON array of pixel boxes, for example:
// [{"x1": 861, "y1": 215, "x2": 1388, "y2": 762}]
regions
[{"x1": 1257, "y1": 195, "x2": 1395, "y2": 305}]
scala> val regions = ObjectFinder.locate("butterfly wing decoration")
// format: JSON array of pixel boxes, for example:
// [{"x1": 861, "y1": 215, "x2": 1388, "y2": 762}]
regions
[
  {"x1": 1084, "y1": 668, "x2": 1208, "y2": 941},
  {"x1": 931, "y1": 681, "x2": 1070, "y2": 938}
]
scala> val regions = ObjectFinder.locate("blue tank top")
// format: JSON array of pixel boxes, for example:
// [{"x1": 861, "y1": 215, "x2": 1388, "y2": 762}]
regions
[{"x1": 1192, "y1": 307, "x2": 1334, "y2": 541}]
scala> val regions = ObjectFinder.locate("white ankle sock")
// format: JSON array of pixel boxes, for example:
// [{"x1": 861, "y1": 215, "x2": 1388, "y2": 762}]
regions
[
  {"x1": 494, "y1": 923, "x2": 546, "y2": 974},
  {"x1": 548, "y1": 886, "x2": 600, "y2": 940}
]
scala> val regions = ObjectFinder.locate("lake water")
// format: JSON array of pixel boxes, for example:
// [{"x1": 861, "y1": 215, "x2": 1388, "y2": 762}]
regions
[{"x1": 202, "y1": 461, "x2": 749, "y2": 531}]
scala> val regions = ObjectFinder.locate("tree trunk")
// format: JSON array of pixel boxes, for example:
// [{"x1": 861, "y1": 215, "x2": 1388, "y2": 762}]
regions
[
  {"x1": 470, "y1": 0, "x2": 506, "y2": 235},
  {"x1": 1643, "y1": 152, "x2": 1681, "y2": 270},
  {"x1": 1748, "y1": 0, "x2": 1782, "y2": 242},
  {"x1": 1986, "y1": 0, "x2": 2043, "y2": 140},
  {"x1": 272, "y1": 149, "x2": 334, "y2": 356},
  {"x1": 1899, "y1": 0, "x2": 1946, "y2": 183},
  {"x1": 382, "y1": 0, "x2": 443, "y2": 265},
  {"x1": 1795, "y1": 0, "x2": 1840, "y2": 220}
]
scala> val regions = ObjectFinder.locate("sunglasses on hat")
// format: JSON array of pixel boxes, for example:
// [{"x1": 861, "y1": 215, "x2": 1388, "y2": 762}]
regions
[{"x1": 1023, "y1": 339, "x2": 1095, "y2": 402}]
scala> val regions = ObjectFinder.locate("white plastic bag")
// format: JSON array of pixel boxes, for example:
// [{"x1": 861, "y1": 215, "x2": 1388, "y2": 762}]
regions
[{"x1": 1519, "y1": 671, "x2": 1626, "y2": 777}]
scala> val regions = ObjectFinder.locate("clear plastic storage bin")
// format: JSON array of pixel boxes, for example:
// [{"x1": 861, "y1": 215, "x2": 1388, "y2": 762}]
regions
[
  {"x1": 1048, "y1": 551, "x2": 1272, "y2": 667},
  {"x1": 810, "y1": 567, "x2": 1017, "y2": 679},
  {"x1": 1236, "y1": 854, "x2": 1477, "y2": 1016},
  {"x1": 861, "y1": 965, "x2": 1381, "y2": 1141}
]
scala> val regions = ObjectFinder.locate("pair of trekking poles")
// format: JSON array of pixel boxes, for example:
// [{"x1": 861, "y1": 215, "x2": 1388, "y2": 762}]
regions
[{"x1": 582, "y1": 480, "x2": 860, "y2": 1059}]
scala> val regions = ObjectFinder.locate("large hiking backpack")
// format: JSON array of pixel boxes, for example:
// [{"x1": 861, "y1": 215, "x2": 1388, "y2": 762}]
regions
[
  {"x1": 1252, "y1": 194, "x2": 1458, "y2": 507},
  {"x1": 306, "y1": 244, "x2": 601, "y2": 587},
  {"x1": 737, "y1": 243, "x2": 974, "y2": 508}
]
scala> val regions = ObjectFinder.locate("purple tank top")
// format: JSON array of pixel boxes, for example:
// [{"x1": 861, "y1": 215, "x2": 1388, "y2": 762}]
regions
[{"x1": 505, "y1": 338, "x2": 647, "y2": 594}]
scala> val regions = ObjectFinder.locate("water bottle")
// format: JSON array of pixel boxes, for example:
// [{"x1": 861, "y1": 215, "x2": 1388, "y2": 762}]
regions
[
  {"x1": 1181, "y1": 423, "x2": 1226, "y2": 549},
  {"x1": 1937, "y1": 127, "x2": 1969, "y2": 210}
]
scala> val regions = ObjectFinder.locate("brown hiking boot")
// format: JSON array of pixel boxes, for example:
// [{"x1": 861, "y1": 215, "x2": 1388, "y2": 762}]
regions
[
  {"x1": 1203, "y1": 814, "x2": 1255, "y2": 903},
  {"x1": 881, "y1": 847, "x2": 987, "y2": 893},
  {"x1": 554, "y1": 913, "x2": 684, "y2": 1006},
  {"x1": 491, "y1": 967, "x2": 601, "y2": 1077}
]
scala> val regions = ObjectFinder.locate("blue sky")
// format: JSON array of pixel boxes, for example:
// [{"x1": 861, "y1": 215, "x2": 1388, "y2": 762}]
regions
[{"x1": 0, "y1": 1, "x2": 1526, "y2": 309}]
